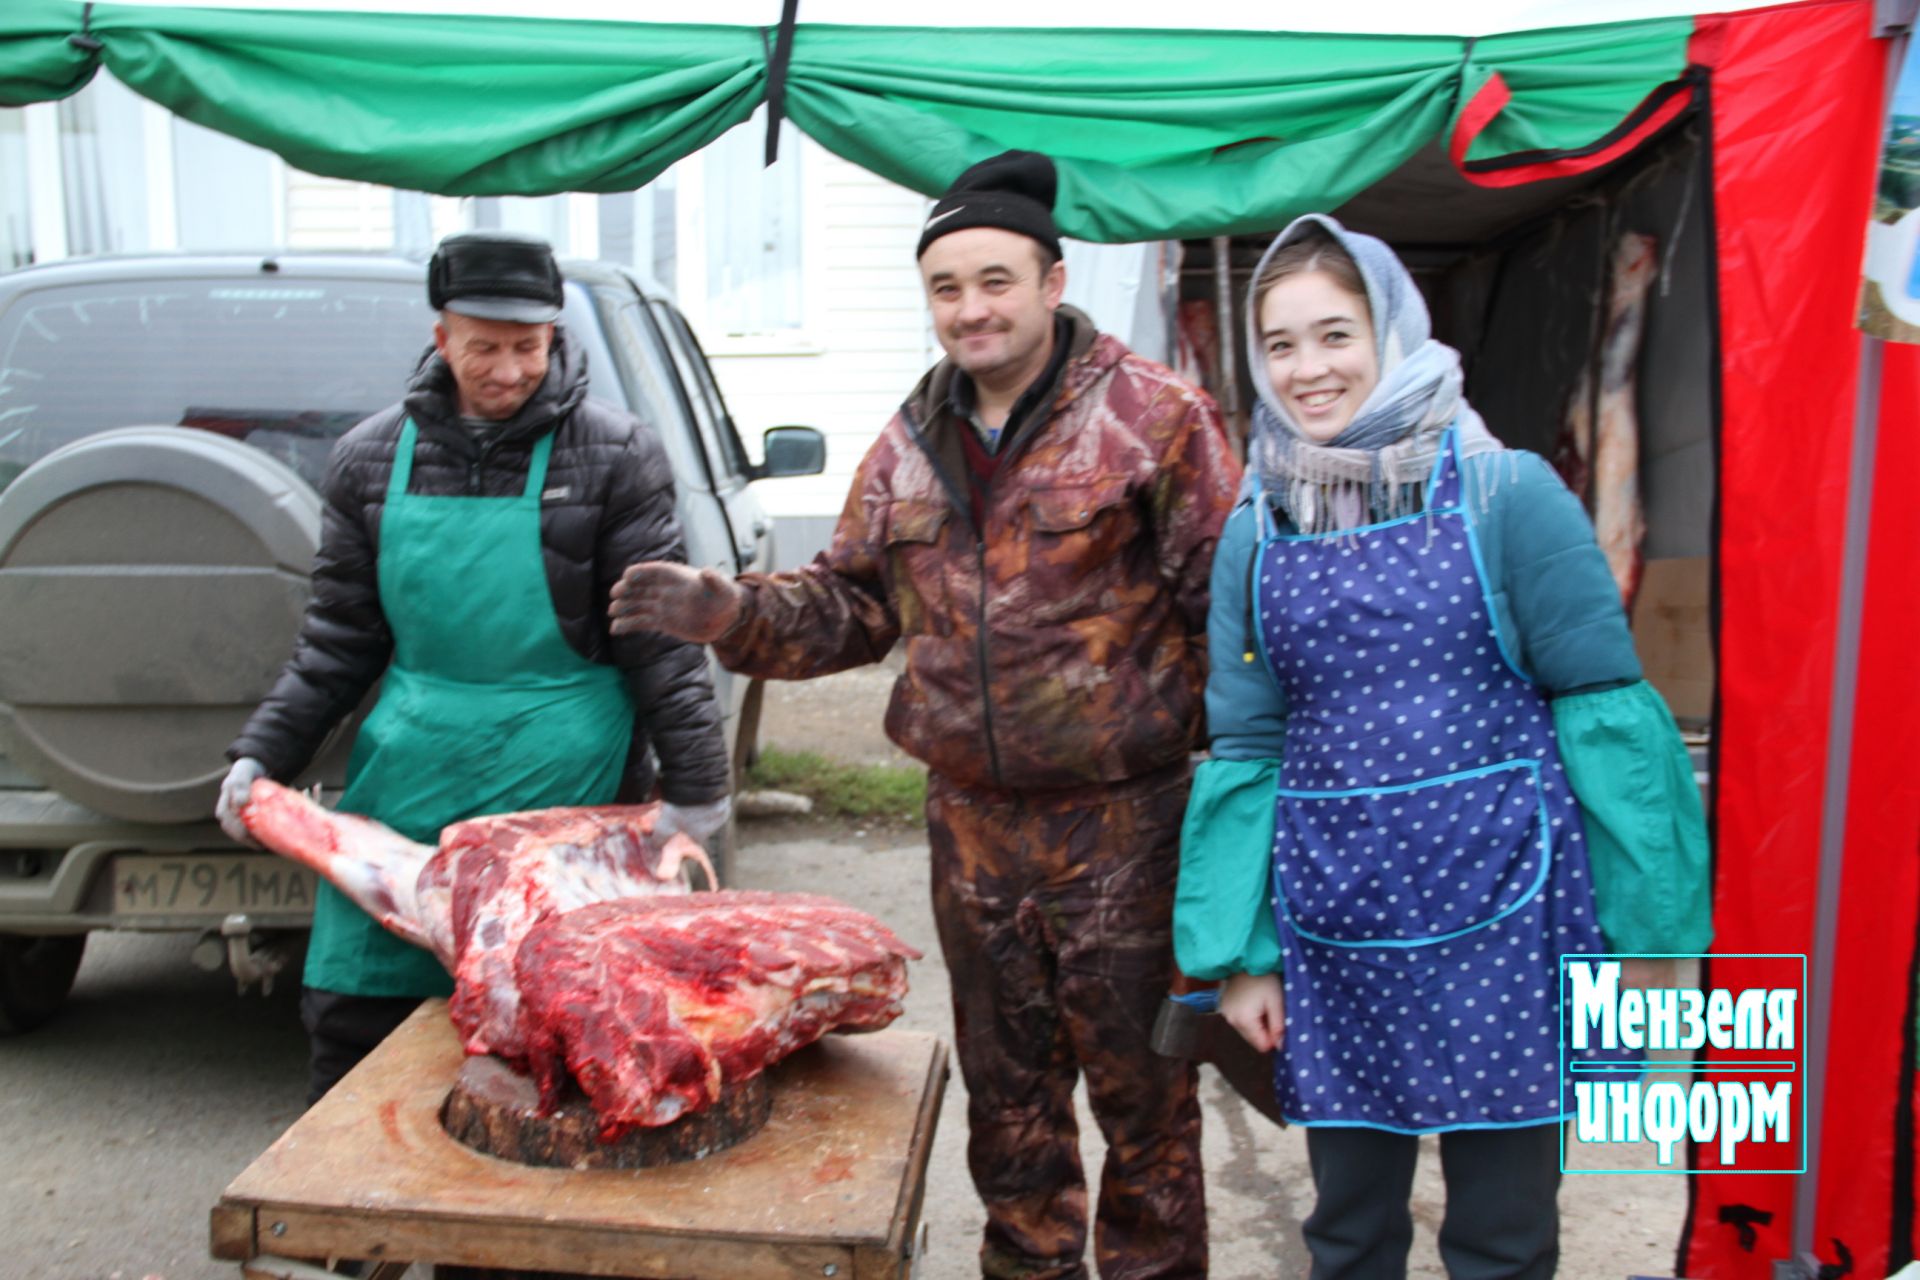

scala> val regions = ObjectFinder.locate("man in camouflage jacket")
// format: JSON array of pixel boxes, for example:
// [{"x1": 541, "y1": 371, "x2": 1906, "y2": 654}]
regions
[{"x1": 612, "y1": 152, "x2": 1240, "y2": 1280}]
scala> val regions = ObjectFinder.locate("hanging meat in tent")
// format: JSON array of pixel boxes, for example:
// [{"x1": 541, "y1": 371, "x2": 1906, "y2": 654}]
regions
[
  {"x1": 1554, "y1": 231, "x2": 1657, "y2": 611},
  {"x1": 1589, "y1": 232, "x2": 1657, "y2": 612},
  {"x1": 240, "y1": 781, "x2": 918, "y2": 1131}
]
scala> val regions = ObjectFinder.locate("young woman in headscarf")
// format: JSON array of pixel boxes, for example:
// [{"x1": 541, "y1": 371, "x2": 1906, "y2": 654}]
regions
[{"x1": 1174, "y1": 214, "x2": 1711, "y2": 1277}]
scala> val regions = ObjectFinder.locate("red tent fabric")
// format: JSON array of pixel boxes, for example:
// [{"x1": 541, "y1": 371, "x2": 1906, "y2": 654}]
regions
[{"x1": 1681, "y1": 1, "x2": 1920, "y2": 1274}]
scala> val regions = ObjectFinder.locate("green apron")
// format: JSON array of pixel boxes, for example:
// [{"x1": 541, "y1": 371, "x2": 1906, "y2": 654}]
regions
[{"x1": 304, "y1": 418, "x2": 634, "y2": 995}]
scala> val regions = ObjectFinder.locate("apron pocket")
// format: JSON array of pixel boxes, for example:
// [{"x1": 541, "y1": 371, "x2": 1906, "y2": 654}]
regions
[{"x1": 1273, "y1": 760, "x2": 1550, "y2": 947}]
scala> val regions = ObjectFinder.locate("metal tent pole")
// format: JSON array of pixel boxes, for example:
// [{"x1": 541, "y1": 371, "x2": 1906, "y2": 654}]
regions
[
  {"x1": 1212, "y1": 235, "x2": 1240, "y2": 431},
  {"x1": 1780, "y1": 335, "x2": 1882, "y2": 1280}
]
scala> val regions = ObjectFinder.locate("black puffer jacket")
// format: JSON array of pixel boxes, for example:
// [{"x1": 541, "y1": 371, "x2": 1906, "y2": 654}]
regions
[{"x1": 229, "y1": 326, "x2": 729, "y2": 805}]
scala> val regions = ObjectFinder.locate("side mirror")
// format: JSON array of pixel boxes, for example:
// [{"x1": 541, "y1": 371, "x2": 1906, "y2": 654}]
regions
[{"x1": 751, "y1": 426, "x2": 826, "y2": 480}]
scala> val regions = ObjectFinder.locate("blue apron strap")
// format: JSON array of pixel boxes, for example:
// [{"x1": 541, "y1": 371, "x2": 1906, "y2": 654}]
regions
[
  {"x1": 1424, "y1": 421, "x2": 1465, "y2": 510},
  {"x1": 1248, "y1": 472, "x2": 1275, "y2": 542}
]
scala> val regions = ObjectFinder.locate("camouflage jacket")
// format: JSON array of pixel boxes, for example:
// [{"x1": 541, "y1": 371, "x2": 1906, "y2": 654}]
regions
[{"x1": 714, "y1": 308, "x2": 1242, "y2": 794}]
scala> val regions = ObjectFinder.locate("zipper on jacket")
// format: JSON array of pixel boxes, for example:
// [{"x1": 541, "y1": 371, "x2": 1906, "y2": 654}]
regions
[
  {"x1": 1244, "y1": 511, "x2": 1264, "y2": 668},
  {"x1": 972, "y1": 535, "x2": 1004, "y2": 788},
  {"x1": 470, "y1": 435, "x2": 505, "y2": 496},
  {"x1": 900, "y1": 404, "x2": 1005, "y2": 789},
  {"x1": 971, "y1": 438, "x2": 1007, "y2": 790}
]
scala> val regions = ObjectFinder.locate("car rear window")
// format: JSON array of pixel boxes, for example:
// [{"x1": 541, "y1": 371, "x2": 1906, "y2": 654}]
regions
[
  {"x1": 0, "y1": 278, "x2": 430, "y2": 492},
  {"x1": 0, "y1": 276, "x2": 623, "y2": 493}
]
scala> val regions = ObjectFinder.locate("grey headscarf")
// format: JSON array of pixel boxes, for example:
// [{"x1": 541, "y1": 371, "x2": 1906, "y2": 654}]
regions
[{"x1": 1247, "y1": 214, "x2": 1502, "y2": 534}]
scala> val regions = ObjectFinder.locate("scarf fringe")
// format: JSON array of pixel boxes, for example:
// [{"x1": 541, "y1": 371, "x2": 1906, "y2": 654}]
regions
[{"x1": 1255, "y1": 415, "x2": 1519, "y2": 539}]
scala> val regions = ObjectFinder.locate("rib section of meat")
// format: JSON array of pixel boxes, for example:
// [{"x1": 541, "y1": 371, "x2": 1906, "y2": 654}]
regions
[
  {"x1": 421, "y1": 805, "x2": 714, "y2": 1059},
  {"x1": 518, "y1": 893, "x2": 919, "y2": 1137},
  {"x1": 239, "y1": 781, "x2": 920, "y2": 1130}
]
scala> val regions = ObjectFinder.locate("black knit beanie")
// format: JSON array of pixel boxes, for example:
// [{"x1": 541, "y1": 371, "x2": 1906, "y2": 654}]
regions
[{"x1": 916, "y1": 150, "x2": 1063, "y2": 262}]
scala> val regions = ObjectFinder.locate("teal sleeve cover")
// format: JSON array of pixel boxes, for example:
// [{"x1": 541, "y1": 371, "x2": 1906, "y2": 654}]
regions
[
  {"x1": 1478, "y1": 450, "x2": 1643, "y2": 693},
  {"x1": 1205, "y1": 501, "x2": 1290, "y2": 759},
  {"x1": 1553, "y1": 679, "x2": 1712, "y2": 953},
  {"x1": 1176, "y1": 757, "x2": 1284, "y2": 979}
]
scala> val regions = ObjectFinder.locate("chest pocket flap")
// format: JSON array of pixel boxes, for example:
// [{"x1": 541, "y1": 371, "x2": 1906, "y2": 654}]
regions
[
  {"x1": 885, "y1": 498, "x2": 950, "y2": 545},
  {"x1": 883, "y1": 498, "x2": 951, "y2": 635},
  {"x1": 1029, "y1": 478, "x2": 1133, "y2": 532}
]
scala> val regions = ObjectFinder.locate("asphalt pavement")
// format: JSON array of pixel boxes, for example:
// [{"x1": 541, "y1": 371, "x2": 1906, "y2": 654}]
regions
[
  {"x1": 0, "y1": 929, "x2": 309, "y2": 1279},
  {"x1": 0, "y1": 813, "x2": 1686, "y2": 1279}
]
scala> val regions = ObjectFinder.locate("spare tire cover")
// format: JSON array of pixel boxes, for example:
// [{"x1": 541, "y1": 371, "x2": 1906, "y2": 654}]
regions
[{"x1": 0, "y1": 427, "x2": 320, "y2": 823}]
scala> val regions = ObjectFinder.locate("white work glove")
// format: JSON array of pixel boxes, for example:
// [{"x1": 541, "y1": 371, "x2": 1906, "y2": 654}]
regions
[
  {"x1": 655, "y1": 796, "x2": 732, "y2": 849},
  {"x1": 216, "y1": 757, "x2": 268, "y2": 847}
]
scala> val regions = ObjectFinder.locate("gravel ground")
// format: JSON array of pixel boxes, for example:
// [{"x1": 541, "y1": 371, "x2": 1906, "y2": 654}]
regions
[{"x1": 745, "y1": 665, "x2": 1693, "y2": 1280}]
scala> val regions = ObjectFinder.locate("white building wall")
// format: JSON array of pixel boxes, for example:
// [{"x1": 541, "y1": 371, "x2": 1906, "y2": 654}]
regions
[
  {"x1": 283, "y1": 170, "x2": 398, "y2": 249},
  {"x1": 704, "y1": 147, "x2": 935, "y2": 533},
  {"x1": 172, "y1": 115, "x2": 280, "y2": 251}
]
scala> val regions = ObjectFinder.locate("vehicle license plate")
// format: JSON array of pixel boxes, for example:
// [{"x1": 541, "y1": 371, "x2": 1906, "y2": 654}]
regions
[{"x1": 113, "y1": 854, "x2": 316, "y2": 917}]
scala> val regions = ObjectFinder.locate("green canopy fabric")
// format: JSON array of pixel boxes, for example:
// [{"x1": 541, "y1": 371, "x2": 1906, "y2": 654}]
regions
[{"x1": 0, "y1": 0, "x2": 1694, "y2": 240}]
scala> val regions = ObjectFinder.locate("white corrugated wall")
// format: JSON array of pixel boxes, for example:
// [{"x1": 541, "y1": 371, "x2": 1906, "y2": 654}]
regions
[{"x1": 704, "y1": 143, "x2": 935, "y2": 551}]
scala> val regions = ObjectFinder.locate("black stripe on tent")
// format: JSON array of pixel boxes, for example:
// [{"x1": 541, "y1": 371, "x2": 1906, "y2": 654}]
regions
[
  {"x1": 1890, "y1": 862, "x2": 1919, "y2": 1268},
  {"x1": 68, "y1": 2, "x2": 102, "y2": 53},
  {"x1": 762, "y1": 0, "x2": 801, "y2": 167},
  {"x1": 1678, "y1": 61, "x2": 1724, "y2": 1278}
]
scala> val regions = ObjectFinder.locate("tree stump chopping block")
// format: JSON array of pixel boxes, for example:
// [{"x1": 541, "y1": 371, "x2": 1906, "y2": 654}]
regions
[{"x1": 440, "y1": 1056, "x2": 772, "y2": 1170}]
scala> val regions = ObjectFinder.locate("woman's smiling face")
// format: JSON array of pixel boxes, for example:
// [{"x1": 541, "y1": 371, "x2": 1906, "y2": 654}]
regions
[{"x1": 1258, "y1": 269, "x2": 1380, "y2": 443}]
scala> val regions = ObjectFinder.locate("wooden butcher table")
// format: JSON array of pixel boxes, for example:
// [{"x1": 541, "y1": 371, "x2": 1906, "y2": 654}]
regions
[{"x1": 211, "y1": 1002, "x2": 949, "y2": 1280}]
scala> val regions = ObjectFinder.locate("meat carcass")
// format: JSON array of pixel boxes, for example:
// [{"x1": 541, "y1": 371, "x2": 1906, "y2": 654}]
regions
[
  {"x1": 1591, "y1": 232, "x2": 1656, "y2": 612},
  {"x1": 239, "y1": 781, "x2": 918, "y2": 1131},
  {"x1": 427, "y1": 805, "x2": 718, "y2": 1062},
  {"x1": 518, "y1": 893, "x2": 918, "y2": 1135},
  {"x1": 1554, "y1": 231, "x2": 1656, "y2": 612},
  {"x1": 238, "y1": 783, "x2": 445, "y2": 952},
  {"x1": 242, "y1": 781, "x2": 710, "y2": 1059}
]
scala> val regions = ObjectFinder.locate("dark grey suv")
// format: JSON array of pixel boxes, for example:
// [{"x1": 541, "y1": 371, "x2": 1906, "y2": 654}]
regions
[{"x1": 0, "y1": 252, "x2": 823, "y2": 1031}]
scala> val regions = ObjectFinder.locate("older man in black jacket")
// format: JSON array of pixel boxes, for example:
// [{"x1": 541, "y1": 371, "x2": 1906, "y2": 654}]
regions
[{"x1": 215, "y1": 231, "x2": 730, "y2": 1103}]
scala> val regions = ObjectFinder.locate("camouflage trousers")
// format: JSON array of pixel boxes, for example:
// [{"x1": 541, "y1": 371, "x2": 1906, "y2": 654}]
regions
[{"x1": 928, "y1": 767, "x2": 1206, "y2": 1280}]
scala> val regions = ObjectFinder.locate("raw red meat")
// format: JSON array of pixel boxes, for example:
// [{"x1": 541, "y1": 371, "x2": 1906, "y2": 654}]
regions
[
  {"x1": 241, "y1": 783, "x2": 708, "y2": 1059},
  {"x1": 423, "y1": 805, "x2": 714, "y2": 1059},
  {"x1": 239, "y1": 782, "x2": 920, "y2": 1129},
  {"x1": 518, "y1": 893, "x2": 918, "y2": 1136},
  {"x1": 237, "y1": 781, "x2": 444, "y2": 952}
]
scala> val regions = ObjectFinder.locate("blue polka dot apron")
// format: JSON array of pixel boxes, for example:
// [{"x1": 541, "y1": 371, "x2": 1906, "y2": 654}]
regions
[{"x1": 1251, "y1": 429, "x2": 1610, "y2": 1132}]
